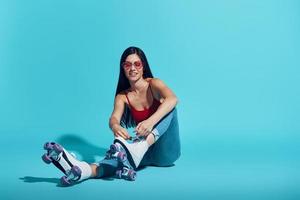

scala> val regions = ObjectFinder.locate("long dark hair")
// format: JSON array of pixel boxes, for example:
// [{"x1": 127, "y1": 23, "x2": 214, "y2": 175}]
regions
[{"x1": 115, "y1": 46, "x2": 154, "y2": 128}]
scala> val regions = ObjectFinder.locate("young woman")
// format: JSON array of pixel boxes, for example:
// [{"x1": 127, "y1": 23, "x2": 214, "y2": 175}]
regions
[{"x1": 42, "y1": 46, "x2": 181, "y2": 185}]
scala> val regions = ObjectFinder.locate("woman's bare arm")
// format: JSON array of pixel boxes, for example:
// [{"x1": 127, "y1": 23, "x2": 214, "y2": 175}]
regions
[
  {"x1": 147, "y1": 78, "x2": 178, "y2": 125},
  {"x1": 109, "y1": 94, "x2": 130, "y2": 139}
]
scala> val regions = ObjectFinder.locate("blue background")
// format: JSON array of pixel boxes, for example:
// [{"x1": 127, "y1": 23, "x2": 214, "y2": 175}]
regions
[{"x1": 0, "y1": 0, "x2": 299, "y2": 199}]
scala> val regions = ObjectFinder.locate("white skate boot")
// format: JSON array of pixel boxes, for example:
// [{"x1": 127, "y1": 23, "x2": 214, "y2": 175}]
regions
[
  {"x1": 42, "y1": 142, "x2": 92, "y2": 186},
  {"x1": 113, "y1": 136, "x2": 149, "y2": 169}
]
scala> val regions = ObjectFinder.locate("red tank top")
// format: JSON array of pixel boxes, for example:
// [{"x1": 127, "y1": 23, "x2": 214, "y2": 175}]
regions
[{"x1": 125, "y1": 84, "x2": 161, "y2": 124}]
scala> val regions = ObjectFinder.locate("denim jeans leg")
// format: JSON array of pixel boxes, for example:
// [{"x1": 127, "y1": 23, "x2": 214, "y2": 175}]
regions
[
  {"x1": 139, "y1": 108, "x2": 181, "y2": 167},
  {"x1": 151, "y1": 107, "x2": 176, "y2": 140}
]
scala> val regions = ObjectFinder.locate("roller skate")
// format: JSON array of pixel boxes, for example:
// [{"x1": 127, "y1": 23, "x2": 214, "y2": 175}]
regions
[
  {"x1": 109, "y1": 142, "x2": 137, "y2": 181},
  {"x1": 75, "y1": 142, "x2": 134, "y2": 180},
  {"x1": 114, "y1": 136, "x2": 149, "y2": 170},
  {"x1": 42, "y1": 142, "x2": 91, "y2": 186}
]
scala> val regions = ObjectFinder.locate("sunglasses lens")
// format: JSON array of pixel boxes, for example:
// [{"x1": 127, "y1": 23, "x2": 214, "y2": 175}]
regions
[
  {"x1": 123, "y1": 62, "x2": 131, "y2": 68},
  {"x1": 134, "y1": 61, "x2": 142, "y2": 68}
]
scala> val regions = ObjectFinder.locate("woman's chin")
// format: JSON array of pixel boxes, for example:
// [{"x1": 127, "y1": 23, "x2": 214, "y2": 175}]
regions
[{"x1": 128, "y1": 76, "x2": 140, "y2": 82}]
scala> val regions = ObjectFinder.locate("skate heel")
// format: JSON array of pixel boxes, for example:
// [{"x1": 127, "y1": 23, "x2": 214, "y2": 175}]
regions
[
  {"x1": 60, "y1": 165, "x2": 82, "y2": 186},
  {"x1": 42, "y1": 142, "x2": 63, "y2": 164}
]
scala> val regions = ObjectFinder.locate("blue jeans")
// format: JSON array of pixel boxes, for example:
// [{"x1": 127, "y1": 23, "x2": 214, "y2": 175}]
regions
[{"x1": 139, "y1": 107, "x2": 181, "y2": 167}]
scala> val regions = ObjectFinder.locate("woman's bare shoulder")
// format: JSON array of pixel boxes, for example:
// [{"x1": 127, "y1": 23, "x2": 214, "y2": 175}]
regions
[
  {"x1": 115, "y1": 91, "x2": 124, "y2": 99},
  {"x1": 146, "y1": 77, "x2": 162, "y2": 83},
  {"x1": 116, "y1": 90, "x2": 130, "y2": 104},
  {"x1": 147, "y1": 77, "x2": 164, "y2": 87}
]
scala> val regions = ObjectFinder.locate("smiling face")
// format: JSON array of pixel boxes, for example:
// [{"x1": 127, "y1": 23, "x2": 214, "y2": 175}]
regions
[{"x1": 122, "y1": 53, "x2": 144, "y2": 82}]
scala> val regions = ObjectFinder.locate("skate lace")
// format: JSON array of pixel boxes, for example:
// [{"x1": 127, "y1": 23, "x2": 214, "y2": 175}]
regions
[{"x1": 130, "y1": 136, "x2": 144, "y2": 143}]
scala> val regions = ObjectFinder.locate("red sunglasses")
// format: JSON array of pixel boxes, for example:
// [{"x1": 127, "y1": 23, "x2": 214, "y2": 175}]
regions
[{"x1": 122, "y1": 61, "x2": 143, "y2": 70}]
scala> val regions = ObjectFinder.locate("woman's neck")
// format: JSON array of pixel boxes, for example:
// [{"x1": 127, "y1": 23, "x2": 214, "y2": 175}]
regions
[{"x1": 129, "y1": 78, "x2": 148, "y2": 94}]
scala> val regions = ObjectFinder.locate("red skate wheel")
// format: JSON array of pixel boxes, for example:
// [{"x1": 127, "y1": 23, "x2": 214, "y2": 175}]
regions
[
  {"x1": 42, "y1": 153, "x2": 52, "y2": 164},
  {"x1": 60, "y1": 176, "x2": 71, "y2": 186}
]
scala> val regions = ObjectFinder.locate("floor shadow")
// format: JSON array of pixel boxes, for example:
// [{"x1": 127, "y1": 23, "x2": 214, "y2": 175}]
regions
[
  {"x1": 19, "y1": 176, "x2": 90, "y2": 187},
  {"x1": 137, "y1": 164, "x2": 175, "y2": 171},
  {"x1": 136, "y1": 165, "x2": 148, "y2": 171},
  {"x1": 19, "y1": 176, "x2": 65, "y2": 187},
  {"x1": 55, "y1": 134, "x2": 108, "y2": 163},
  {"x1": 97, "y1": 177, "x2": 115, "y2": 181},
  {"x1": 20, "y1": 176, "x2": 59, "y2": 184}
]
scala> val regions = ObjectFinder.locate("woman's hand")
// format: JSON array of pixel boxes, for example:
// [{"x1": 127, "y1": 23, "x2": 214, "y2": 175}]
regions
[
  {"x1": 134, "y1": 119, "x2": 155, "y2": 137},
  {"x1": 111, "y1": 124, "x2": 130, "y2": 140}
]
